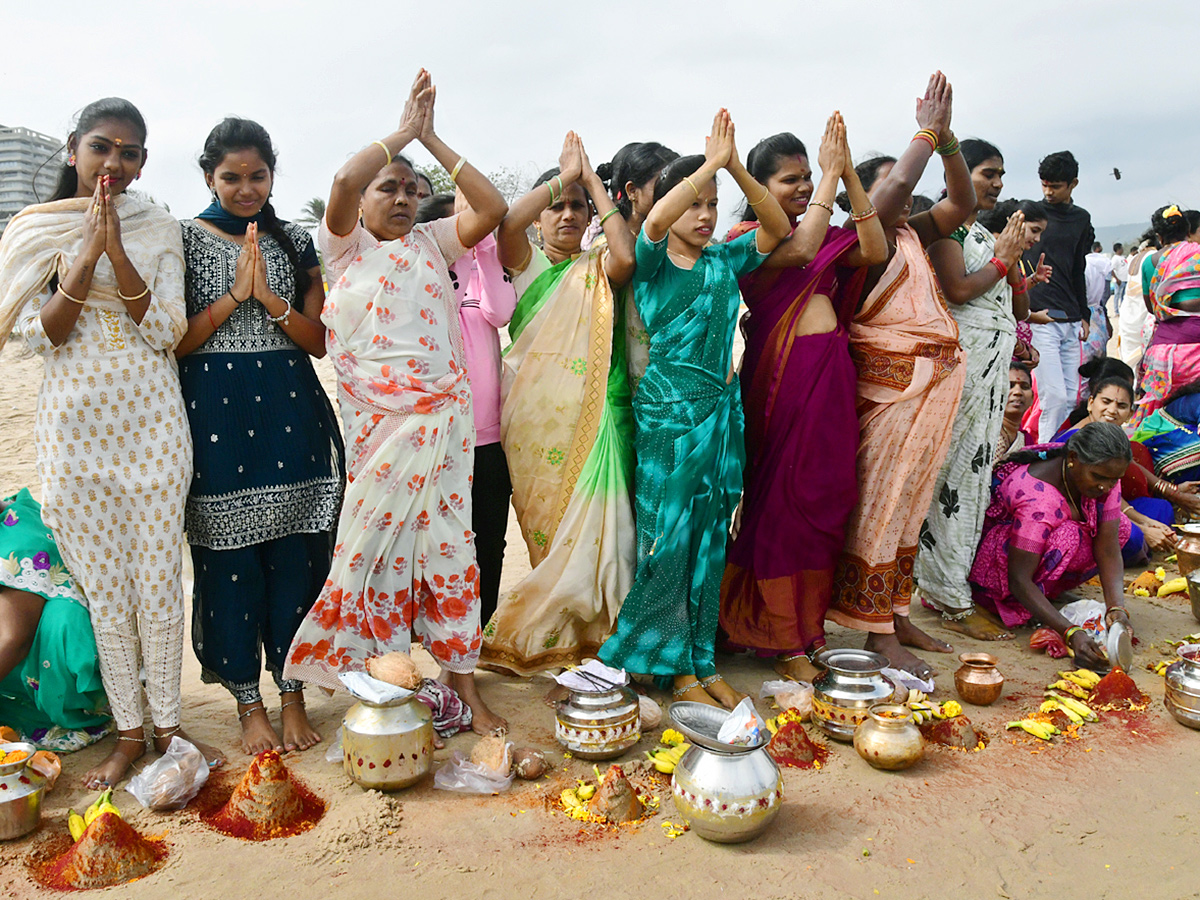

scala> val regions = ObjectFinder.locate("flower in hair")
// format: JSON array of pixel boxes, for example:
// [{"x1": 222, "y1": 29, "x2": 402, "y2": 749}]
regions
[{"x1": 1164, "y1": 204, "x2": 1182, "y2": 218}]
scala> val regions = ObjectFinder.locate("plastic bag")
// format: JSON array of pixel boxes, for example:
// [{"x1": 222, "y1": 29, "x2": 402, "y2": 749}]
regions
[
  {"x1": 125, "y1": 737, "x2": 209, "y2": 810},
  {"x1": 325, "y1": 726, "x2": 344, "y2": 764},
  {"x1": 1061, "y1": 599, "x2": 1107, "y2": 642},
  {"x1": 716, "y1": 697, "x2": 765, "y2": 746},
  {"x1": 433, "y1": 749, "x2": 514, "y2": 794},
  {"x1": 882, "y1": 667, "x2": 935, "y2": 695},
  {"x1": 758, "y1": 680, "x2": 814, "y2": 721}
]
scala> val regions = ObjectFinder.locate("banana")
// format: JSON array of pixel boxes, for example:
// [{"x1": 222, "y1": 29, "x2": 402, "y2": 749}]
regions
[
  {"x1": 83, "y1": 788, "x2": 112, "y2": 827},
  {"x1": 1040, "y1": 699, "x2": 1083, "y2": 725},
  {"x1": 911, "y1": 709, "x2": 925, "y2": 725},
  {"x1": 68, "y1": 810, "x2": 85, "y2": 842},
  {"x1": 1047, "y1": 692, "x2": 1098, "y2": 722},
  {"x1": 1047, "y1": 679, "x2": 1091, "y2": 700},
  {"x1": 1059, "y1": 670, "x2": 1099, "y2": 690},
  {"x1": 1006, "y1": 719, "x2": 1059, "y2": 740},
  {"x1": 1071, "y1": 669, "x2": 1102, "y2": 688},
  {"x1": 561, "y1": 788, "x2": 582, "y2": 809},
  {"x1": 766, "y1": 717, "x2": 779, "y2": 736},
  {"x1": 575, "y1": 781, "x2": 595, "y2": 801}
]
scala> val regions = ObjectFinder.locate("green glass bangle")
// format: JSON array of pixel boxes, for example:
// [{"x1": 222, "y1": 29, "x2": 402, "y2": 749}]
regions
[{"x1": 599, "y1": 207, "x2": 621, "y2": 226}]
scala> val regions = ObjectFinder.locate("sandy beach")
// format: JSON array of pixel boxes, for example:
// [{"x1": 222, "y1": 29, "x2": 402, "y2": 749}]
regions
[{"x1": 1, "y1": 341, "x2": 1198, "y2": 900}]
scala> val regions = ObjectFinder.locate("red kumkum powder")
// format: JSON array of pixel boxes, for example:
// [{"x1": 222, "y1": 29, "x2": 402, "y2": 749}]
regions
[
  {"x1": 200, "y1": 750, "x2": 325, "y2": 841},
  {"x1": 767, "y1": 722, "x2": 829, "y2": 769},
  {"x1": 1090, "y1": 668, "x2": 1149, "y2": 708},
  {"x1": 32, "y1": 813, "x2": 167, "y2": 891}
]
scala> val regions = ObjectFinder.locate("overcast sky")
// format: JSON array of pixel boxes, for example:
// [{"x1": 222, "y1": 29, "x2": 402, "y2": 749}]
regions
[{"x1": 5, "y1": 0, "x2": 1196, "y2": 230}]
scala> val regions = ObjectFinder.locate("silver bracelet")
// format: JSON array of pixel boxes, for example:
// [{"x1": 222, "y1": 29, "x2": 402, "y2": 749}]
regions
[{"x1": 266, "y1": 300, "x2": 291, "y2": 326}]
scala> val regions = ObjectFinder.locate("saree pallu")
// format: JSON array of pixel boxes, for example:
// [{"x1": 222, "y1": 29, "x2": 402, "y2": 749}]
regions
[
  {"x1": 285, "y1": 228, "x2": 481, "y2": 688},
  {"x1": 598, "y1": 362, "x2": 743, "y2": 677},
  {"x1": 720, "y1": 225, "x2": 863, "y2": 656},
  {"x1": 1133, "y1": 243, "x2": 1200, "y2": 426},
  {"x1": 480, "y1": 243, "x2": 637, "y2": 674},
  {"x1": 914, "y1": 222, "x2": 1017, "y2": 616},
  {"x1": 830, "y1": 226, "x2": 966, "y2": 633},
  {"x1": 1132, "y1": 409, "x2": 1200, "y2": 483}
]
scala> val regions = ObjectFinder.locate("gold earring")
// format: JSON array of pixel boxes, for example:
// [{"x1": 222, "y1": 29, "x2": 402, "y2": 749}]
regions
[{"x1": 534, "y1": 223, "x2": 543, "y2": 243}]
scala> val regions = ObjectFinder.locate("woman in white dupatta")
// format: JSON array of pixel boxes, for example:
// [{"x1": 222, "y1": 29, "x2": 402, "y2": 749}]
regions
[
  {"x1": 0, "y1": 98, "x2": 221, "y2": 787},
  {"x1": 283, "y1": 71, "x2": 508, "y2": 734}
]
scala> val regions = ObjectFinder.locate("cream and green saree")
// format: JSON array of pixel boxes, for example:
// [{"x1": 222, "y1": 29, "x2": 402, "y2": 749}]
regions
[{"x1": 479, "y1": 241, "x2": 638, "y2": 674}]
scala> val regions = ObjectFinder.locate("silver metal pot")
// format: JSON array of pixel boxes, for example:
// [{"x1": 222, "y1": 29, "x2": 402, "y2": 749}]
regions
[
  {"x1": 811, "y1": 649, "x2": 895, "y2": 741},
  {"x1": 1187, "y1": 572, "x2": 1200, "y2": 625},
  {"x1": 0, "y1": 742, "x2": 44, "y2": 840},
  {"x1": 667, "y1": 702, "x2": 782, "y2": 844},
  {"x1": 343, "y1": 695, "x2": 434, "y2": 790},
  {"x1": 555, "y1": 686, "x2": 640, "y2": 760},
  {"x1": 1165, "y1": 644, "x2": 1200, "y2": 730}
]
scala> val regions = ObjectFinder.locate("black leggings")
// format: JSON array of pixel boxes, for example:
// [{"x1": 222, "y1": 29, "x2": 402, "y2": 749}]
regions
[{"x1": 472, "y1": 441, "x2": 512, "y2": 626}]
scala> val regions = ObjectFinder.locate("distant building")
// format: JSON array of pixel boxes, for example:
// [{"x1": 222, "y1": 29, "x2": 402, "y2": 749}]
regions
[{"x1": 0, "y1": 125, "x2": 62, "y2": 233}]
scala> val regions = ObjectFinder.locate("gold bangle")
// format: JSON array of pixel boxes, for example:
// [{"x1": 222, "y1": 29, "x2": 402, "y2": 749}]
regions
[
  {"x1": 599, "y1": 207, "x2": 621, "y2": 226},
  {"x1": 450, "y1": 156, "x2": 466, "y2": 182},
  {"x1": 747, "y1": 186, "x2": 771, "y2": 207},
  {"x1": 117, "y1": 286, "x2": 149, "y2": 302},
  {"x1": 59, "y1": 288, "x2": 86, "y2": 304},
  {"x1": 373, "y1": 140, "x2": 392, "y2": 166},
  {"x1": 681, "y1": 176, "x2": 700, "y2": 198},
  {"x1": 808, "y1": 200, "x2": 834, "y2": 214},
  {"x1": 851, "y1": 206, "x2": 878, "y2": 222}
]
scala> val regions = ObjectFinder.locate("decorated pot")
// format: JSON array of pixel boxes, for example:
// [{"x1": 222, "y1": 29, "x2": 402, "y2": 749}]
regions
[
  {"x1": 954, "y1": 652, "x2": 1005, "y2": 705},
  {"x1": 671, "y1": 744, "x2": 782, "y2": 843},
  {"x1": 811, "y1": 649, "x2": 895, "y2": 741},
  {"x1": 555, "y1": 686, "x2": 640, "y2": 760},
  {"x1": 1165, "y1": 644, "x2": 1200, "y2": 730},
  {"x1": 343, "y1": 695, "x2": 434, "y2": 791},
  {"x1": 853, "y1": 704, "x2": 925, "y2": 771},
  {"x1": 0, "y1": 743, "x2": 44, "y2": 840}
]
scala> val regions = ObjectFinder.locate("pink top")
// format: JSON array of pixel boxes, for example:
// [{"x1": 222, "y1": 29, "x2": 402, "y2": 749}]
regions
[{"x1": 449, "y1": 234, "x2": 517, "y2": 445}]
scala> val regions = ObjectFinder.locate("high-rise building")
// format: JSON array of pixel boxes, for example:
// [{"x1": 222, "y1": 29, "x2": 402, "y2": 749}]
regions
[{"x1": 0, "y1": 125, "x2": 63, "y2": 233}]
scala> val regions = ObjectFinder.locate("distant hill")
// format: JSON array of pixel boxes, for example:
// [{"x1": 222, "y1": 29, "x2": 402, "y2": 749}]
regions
[{"x1": 1095, "y1": 222, "x2": 1148, "y2": 251}]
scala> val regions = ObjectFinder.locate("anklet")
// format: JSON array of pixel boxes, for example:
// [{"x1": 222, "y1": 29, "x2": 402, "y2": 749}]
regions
[
  {"x1": 154, "y1": 726, "x2": 181, "y2": 740},
  {"x1": 280, "y1": 699, "x2": 305, "y2": 711},
  {"x1": 778, "y1": 653, "x2": 807, "y2": 662},
  {"x1": 698, "y1": 674, "x2": 723, "y2": 689},
  {"x1": 238, "y1": 703, "x2": 266, "y2": 720},
  {"x1": 941, "y1": 607, "x2": 974, "y2": 622},
  {"x1": 672, "y1": 679, "x2": 703, "y2": 698},
  {"x1": 116, "y1": 735, "x2": 146, "y2": 744}
]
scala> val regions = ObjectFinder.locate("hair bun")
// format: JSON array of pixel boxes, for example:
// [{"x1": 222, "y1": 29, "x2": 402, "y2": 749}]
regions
[{"x1": 595, "y1": 161, "x2": 613, "y2": 183}]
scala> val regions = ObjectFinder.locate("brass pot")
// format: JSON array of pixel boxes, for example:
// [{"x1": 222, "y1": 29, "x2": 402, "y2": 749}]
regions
[
  {"x1": 342, "y1": 695, "x2": 434, "y2": 791},
  {"x1": 954, "y1": 652, "x2": 1005, "y2": 705},
  {"x1": 852, "y1": 704, "x2": 924, "y2": 771}
]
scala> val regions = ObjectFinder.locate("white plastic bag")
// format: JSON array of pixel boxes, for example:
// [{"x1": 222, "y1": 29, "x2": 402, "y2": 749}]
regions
[
  {"x1": 125, "y1": 737, "x2": 209, "y2": 810},
  {"x1": 759, "y1": 679, "x2": 814, "y2": 721},
  {"x1": 433, "y1": 750, "x2": 515, "y2": 794},
  {"x1": 1061, "y1": 599, "x2": 1107, "y2": 642},
  {"x1": 716, "y1": 697, "x2": 765, "y2": 746},
  {"x1": 325, "y1": 726, "x2": 344, "y2": 764},
  {"x1": 882, "y1": 667, "x2": 935, "y2": 695}
]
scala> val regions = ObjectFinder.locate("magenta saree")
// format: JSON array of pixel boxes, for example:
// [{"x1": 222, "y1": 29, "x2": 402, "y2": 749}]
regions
[{"x1": 720, "y1": 224, "x2": 865, "y2": 656}]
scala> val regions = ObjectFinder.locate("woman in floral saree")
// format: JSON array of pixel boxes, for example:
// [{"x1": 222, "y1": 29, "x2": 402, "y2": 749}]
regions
[
  {"x1": 284, "y1": 71, "x2": 508, "y2": 733},
  {"x1": 479, "y1": 133, "x2": 638, "y2": 675}
]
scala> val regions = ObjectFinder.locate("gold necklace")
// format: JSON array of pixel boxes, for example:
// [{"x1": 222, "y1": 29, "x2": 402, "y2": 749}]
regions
[
  {"x1": 667, "y1": 248, "x2": 699, "y2": 266},
  {"x1": 1061, "y1": 457, "x2": 1081, "y2": 518}
]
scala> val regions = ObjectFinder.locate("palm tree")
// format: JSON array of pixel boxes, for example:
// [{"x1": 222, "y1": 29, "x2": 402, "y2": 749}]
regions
[{"x1": 296, "y1": 196, "x2": 325, "y2": 231}]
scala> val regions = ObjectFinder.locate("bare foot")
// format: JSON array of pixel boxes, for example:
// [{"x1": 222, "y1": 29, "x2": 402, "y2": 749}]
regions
[
  {"x1": 864, "y1": 632, "x2": 936, "y2": 681},
  {"x1": 894, "y1": 614, "x2": 953, "y2": 653},
  {"x1": 673, "y1": 676, "x2": 721, "y2": 707},
  {"x1": 773, "y1": 655, "x2": 822, "y2": 683},
  {"x1": 940, "y1": 607, "x2": 1014, "y2": 642},
  {"x1": 154, "y1": 726, "x2": 226, "y2": 768},
  {"x1": 280, "y1": 693, "x2": 322, "y2": 752},
  {"x1": 543, "y1": 684, "x2": 570, "y2": 707},
  {"x1": 703, "y1": 676, "x2": 748, "y2": 711},
  {"x1": 82, "y1": 731, "x2": 145, "y2": 789},
  {"x1": 237, "y1": 703, "x2": 282, "y2": 755},
  {"x1": 448, "y1": 671, "x2": 508, "y2": 735}
]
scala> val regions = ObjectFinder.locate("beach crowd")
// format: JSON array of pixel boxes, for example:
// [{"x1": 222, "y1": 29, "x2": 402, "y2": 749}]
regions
[{"x1": 2, "y1": 68, "x2": 1197, "y2": 790}]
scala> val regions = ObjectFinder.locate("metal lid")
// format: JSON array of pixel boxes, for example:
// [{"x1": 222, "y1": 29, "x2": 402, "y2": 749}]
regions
[
  {"x1": 1107, "y1": 621, "x2": 1133, "y2": 671},
  {"x1": 667, "y1": 701, "x2": 769, "y2": 753},
  {"x1": 815, "y1": 648, "x2": 889, "y2": 675}
]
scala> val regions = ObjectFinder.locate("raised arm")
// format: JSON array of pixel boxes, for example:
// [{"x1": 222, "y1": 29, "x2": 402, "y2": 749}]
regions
[
  {"x1": 760, "y1": 113, "x2": 844, "y2": 269},
  {"x1": 579, "y1": 140, "x2": 636, "y2": 286},
  {"x1": 836, "y1": 122, "x2": 888, "y2": 267},
  {"x1": 724, "y1": 117, "x2": 789, "y2": 253},
  {"x1": 644, "y1": 110, "x2": 730, "y2": 243},
  {"x1": 415, "y1": 78, "x2": 507, "y2": 249},
  {"x1": 496, "y1": 132, "x2": 581, "y2": 270}
]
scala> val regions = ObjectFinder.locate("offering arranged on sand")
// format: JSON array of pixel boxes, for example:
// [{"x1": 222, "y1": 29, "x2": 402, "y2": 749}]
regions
[
  {"x1": 32, "y1": 807, "x2": 166, "y2": 890},
  {"x1": 201, "y1": 750, "x2": 325, "y2": 841}
]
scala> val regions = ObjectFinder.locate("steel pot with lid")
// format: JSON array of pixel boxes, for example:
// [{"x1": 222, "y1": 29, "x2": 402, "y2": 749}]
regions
[
  {"x1": 811, "y1": 649, "x2": 895, "y2": 741},
  {"x1": 555, "y1": 686, "x2": 641, "y2": 760}
]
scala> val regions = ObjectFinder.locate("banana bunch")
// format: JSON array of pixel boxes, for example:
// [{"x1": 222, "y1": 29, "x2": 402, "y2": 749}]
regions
[
  {"x1": 906, "y1": 689, "x2": 927, "y2": 705},
  {"x1": 646, "y1": 742, "x2": 690, "y2": 774},
  {"x1": 1044, "y1": 691, "x2": 1098, "y2": 722},
  {"x1": 1006, "y1": 719, "x2": 1060, "y2": 740},
  {"x1": 69, "y1": 788, "x2": 122, "y2": 841},
  {"x1": 908, "y1": 699, "x2": 961, "y2": 725},
  {"x1": 1046, "y1": 679, "x2": 1091, "y2": 700},
  {"x1": 1057, "y1": 669, "x2": 1101, "y2": 690},
  {"x1": 1159, "y1": 577, "x2": 1188, "y2": 598}
]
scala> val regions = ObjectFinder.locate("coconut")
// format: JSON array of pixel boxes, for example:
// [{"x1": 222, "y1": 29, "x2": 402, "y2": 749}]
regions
[
  {"x1": 512, "y1": 748, "x2": 547, "y2": 780},
  {"x1": 637, "y1": 695, "x2": 662, "y2": 729},
  {"x1": 365, "y1": 651, "x2": 423, "y2": 689},
  {"x1": 469, "y1": 735, "x2": 511, "y2": 776}
]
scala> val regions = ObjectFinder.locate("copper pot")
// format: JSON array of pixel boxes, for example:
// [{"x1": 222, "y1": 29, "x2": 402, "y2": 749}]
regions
[
  {"x1": 953, "y1": 653, "x2": 1004, "y2": 705},
  {"x1": 1178, "y1": 539, "x2": 1200, "y2": 577},
  {"x1": 852, "y1": 704, "x2": 924, "y2": 771}
]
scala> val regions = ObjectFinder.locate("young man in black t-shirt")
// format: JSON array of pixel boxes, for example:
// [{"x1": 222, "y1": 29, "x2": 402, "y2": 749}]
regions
[{"x1": 1023, "y1": 150, "x2": 1095, "y2": 441}]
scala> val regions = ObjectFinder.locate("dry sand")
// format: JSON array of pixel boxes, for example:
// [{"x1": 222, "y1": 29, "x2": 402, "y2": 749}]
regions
[{"x1": 1, "y1": 341, "x2": 1199, "y2": 900}]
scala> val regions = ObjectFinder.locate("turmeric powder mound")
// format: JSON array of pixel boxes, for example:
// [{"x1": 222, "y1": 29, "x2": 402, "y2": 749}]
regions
[
  {"x1": 1090, "y1": 668, "x2": 1149, "y2": 708},
  {"x1": 201, "y1": 750, "x2": 325, "y2": 841},
  {"x1": 1129, "y1": 571, "x2": 1161, "y2": 594},
  {"x1": 32, "y1": 812, "x2": 166, "y2": 890}
]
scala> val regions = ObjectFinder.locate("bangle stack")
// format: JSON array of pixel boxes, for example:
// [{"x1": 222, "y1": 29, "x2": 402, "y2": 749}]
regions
[
  {"x1": 936, "y1": 135, "x2": 960, "y2": 157},
  {"x1": 808, "y1": 199, "x2": 834, "y2": 214},
  {"x1": 851, "y1": 206, "x2": 878, "y2": 222},
  {"x1": 1064, "y1": 625, "x2": 1083, "y2": 643},
  {"x1": 913, "y1": 129, "x2": 939, "y2": 151},
  {"x1": 989, "y1": 256, "x2": 1009, "y2": 279},
  {"x1": 1012, "y1": 277, "x2": 1029, "y2": 296},
  {"x1": 266, "y1": 300, "x2": 291, "y2": 327}
]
